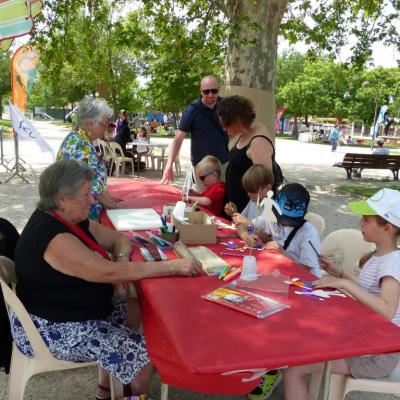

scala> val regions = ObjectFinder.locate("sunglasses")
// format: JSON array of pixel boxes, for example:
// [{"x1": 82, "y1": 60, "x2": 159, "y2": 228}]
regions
[
  {"x1": 201, "y1": 88, "x2": 219, "y2": 95},
  {"x1": 199, "y1": 171, "x2": 215, "y2": 181}
]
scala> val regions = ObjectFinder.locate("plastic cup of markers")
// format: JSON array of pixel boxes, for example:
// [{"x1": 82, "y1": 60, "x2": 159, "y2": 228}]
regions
[{"x1": 240, "y1": 255, "x2": 257, "y2": 281}]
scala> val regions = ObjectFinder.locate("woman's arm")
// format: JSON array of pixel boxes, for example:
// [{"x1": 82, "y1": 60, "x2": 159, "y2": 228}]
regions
[
  {"x1": 89, "y1": 221, "x2": 132, "y2": 259},
  {"x1": 44, "y1": 233, "x2": 202, "y2": 283},
  {"x1": 314, "y1": 276, "x2": 400, "y2": 320},
  {"x1": 246, "y1": 122, "x2": 274, "y2": 167},
  {"x1": 96, "y1": 190, "x2": 120, "y2": 209},
  {"x1": 248, "y1": 136, "x2": 274, "y2": 167}
]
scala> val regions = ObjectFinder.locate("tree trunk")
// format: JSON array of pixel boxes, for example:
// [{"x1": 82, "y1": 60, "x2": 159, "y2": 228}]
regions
[
  {"x1": 293, "y1": 115, "x2": 298, "y2": 139},
  {"x1": 224, "y1": 0, "x2": 288, "y2": 134},
  {"x1": 0, "y1": 97, "x2": 2, "y2": 120}
]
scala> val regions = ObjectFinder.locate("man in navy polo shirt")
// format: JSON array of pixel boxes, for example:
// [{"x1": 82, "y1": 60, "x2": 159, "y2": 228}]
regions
[{"x1": 160, "y1": 75, "x2": 229, "y2": 186}]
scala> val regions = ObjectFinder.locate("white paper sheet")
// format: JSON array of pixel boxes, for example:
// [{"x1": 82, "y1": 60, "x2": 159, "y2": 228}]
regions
[{"x1": 106, "y1": 208, "x2": 161, "y2": 231}]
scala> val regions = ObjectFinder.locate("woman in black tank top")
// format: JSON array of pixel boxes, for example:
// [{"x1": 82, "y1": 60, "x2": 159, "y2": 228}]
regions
[{"x1": 218, "y1": 95, "x2": 275, "y2": 212}]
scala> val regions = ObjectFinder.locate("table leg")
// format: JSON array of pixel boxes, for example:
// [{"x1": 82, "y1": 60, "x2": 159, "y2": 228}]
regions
[
  {"x1": 161, "y1": 383, "x2": 169, "y2": 400},
  {"x1": 318, "y1": 360, "x2": 332, "y2": 400}
]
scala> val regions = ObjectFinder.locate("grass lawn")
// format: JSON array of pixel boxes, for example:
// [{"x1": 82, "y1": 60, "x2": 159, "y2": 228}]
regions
[
  {"x1": 0, "y1": 119, "x2": 12, "y2": 128},
  {"x1": 336, "y1": 183, "x2": 400, "y2": 197}
]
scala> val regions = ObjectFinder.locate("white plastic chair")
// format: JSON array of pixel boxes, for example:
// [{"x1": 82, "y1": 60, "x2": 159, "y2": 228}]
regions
[
  {"x1": 0, "y1": 256, "x2": 97, "y2": 400},
  {"x1": 304, "y1": 212, "x2": 325, "y2": 235},
  {"x1": 109, "y1": 142, "x2": 134, "y2": 177},
  {"x1": 320, "y1": 229, "x2": 375, "y2": 275},
  {"x1": 151, "y1": 146, "x2": 182, "y2": 176},
  {"x1": 99, "y1": 140, "x2": 112, "y2": 162},
  {"x1": 309, "y1": 361, "x2": 400, "y2": 400}
]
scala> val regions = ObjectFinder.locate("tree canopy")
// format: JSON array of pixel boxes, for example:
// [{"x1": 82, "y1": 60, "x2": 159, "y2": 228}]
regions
[
  {"x1": 0, "y1": 51, "x2": 11, "y2": 119},
  {"x1": 10, "y1": 0, "x2": 400, "y2": 121}
]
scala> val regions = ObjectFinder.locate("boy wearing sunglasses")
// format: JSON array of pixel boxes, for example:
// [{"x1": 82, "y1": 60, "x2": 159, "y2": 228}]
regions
[{"x1": 188, "y1": 155, "x2": 226, "y2": 217}]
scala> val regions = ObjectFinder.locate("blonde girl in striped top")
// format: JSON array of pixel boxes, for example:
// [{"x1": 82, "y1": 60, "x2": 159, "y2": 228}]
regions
[{"x1": 283, "y1": 188, "x2": 400, "y2": 400}]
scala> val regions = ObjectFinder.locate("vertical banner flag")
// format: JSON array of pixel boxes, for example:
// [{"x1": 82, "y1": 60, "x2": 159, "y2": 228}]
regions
[
  {"x1": 0, "y1": 0, "x2": 43, "y2": 51},
  {"x1": 275, "y1": 107, "x2": 285, "y2": 134},
  {"x1": 11, "y1": 46, "x2": 40, "y2": 112},
  {"x1": 9, "y1": 102, "x2": 55, "y2": 160}
]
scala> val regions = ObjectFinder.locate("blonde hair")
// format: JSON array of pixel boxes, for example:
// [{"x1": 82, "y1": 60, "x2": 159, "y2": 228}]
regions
[
  {"x1": 196, "y1": 155, "x2": 222, "y2": 177},
  {"x1": 242, "y1": 164, "x2": 274, "y2": 193}
]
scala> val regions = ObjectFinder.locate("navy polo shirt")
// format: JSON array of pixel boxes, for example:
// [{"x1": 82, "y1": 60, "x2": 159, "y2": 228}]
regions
[{"x1": 179, "y1": 97, "x2": 228, "y2": 166}]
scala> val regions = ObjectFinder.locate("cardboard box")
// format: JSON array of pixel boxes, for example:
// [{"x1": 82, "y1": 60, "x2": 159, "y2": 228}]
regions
[{"x1": 171, "y1": 211, "x2": 216, "y2": 244}]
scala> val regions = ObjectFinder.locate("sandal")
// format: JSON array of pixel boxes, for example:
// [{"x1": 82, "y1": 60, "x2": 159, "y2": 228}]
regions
[{"x1": 95, "y1": 383, "x2": 111, "y2": 400}]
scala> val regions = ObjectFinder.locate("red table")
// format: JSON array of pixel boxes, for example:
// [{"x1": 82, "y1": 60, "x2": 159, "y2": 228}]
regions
[{"x1": 107, "y1": 178, "x2": 400, "y2": 395}]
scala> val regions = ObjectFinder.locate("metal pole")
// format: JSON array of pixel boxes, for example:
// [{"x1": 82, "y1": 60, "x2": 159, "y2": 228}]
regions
[
  {"x1": 0, "y1": 126, "x2": 12, "y2": 172},
  {"x1": 4, "y1": 129, "x2": 29, "y2": 183},
  {"x1": 371, "y1": 83, "x2": 381, "y2": 151}
]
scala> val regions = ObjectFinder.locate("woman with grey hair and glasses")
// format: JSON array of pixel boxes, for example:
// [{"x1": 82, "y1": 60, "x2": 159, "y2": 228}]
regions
[
  {"x1": 57, "y1": 97, "x2": 120, "y2": 221},
  {"x1": 10, "y1": 159, "x2": 202, "y2": 399}
]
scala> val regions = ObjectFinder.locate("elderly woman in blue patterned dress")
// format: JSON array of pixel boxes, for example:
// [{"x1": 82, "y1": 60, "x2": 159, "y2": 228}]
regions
[
  {"x1": 10, "y1": 159, "x2": 203, "y2": 399},
  {"x1": 57, "y1": 97, "x2": 120, "y2": 221}
]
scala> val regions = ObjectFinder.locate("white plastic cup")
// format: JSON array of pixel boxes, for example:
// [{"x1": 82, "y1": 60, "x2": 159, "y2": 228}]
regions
[{"x1": 240, "y1": 255, "x2": 257, "y2": 281}]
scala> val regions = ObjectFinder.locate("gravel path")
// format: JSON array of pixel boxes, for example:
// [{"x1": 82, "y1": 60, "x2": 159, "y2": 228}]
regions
[{"x1": 0, "y1": 121, "x2": 399, "y2": 399}]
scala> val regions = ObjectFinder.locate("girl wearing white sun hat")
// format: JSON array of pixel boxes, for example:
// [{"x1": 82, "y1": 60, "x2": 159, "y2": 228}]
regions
[{"x1": 283, "y1": 188, "x2": 400, "y2": 400}]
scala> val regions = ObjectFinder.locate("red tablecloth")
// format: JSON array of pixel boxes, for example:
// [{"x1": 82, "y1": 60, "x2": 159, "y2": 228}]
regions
[{"x1": 106, "y1": 178, "x2": 400, "y2": 395}]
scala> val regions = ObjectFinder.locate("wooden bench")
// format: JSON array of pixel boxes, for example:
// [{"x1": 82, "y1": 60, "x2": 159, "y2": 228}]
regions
[{"x1": 334, "y1": 153, "x2": 400, "y2": 180}]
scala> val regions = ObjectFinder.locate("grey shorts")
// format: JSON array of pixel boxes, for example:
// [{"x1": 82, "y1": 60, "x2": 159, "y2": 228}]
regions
[{"x1": 345, "y1": 353, "x2": 399, "y2": 379}]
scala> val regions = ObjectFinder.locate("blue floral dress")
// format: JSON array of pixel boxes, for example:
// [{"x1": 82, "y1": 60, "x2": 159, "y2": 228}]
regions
[
  {"x1": 9, "y1": 295, "x2": 150, "y2": 384},
  {"x1": 57, "y1": 130, "x2": 107, "y2": 221}
]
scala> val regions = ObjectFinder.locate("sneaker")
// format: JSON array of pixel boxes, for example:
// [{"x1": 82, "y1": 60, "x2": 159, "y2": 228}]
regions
[{"x1": 248, "y1": 370, "x2": 282, "y2": 400}]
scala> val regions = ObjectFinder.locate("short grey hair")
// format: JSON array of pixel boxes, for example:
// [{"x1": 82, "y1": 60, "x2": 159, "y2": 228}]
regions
[
  {"x1": 77, "y1": 97, "x2": 113, "y2": 130},
  {"x1": 37, "y1": 159, "x2": 93, "y2": 211}
]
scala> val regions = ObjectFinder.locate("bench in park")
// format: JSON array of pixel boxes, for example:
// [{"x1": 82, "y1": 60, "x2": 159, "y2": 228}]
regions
[{"x1": 334, "y1": 153, "x2": 400, "y2": 180}]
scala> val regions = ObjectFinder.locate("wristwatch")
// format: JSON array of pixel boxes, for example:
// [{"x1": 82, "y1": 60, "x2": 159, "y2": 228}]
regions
[{"x1": 116, "y1": 251, "x2": 130, "y2": 259}]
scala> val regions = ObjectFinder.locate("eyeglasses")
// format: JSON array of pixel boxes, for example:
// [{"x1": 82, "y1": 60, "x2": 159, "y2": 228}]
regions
[
  {"x1": 96, "y1": 121, "x2": 109, "y2": 129},
  {"x1": 201, "y1": 88, "x2": 219, "y2": 95},
  {"x1": 199, "y1": 171, "x2": 215, "y2": 181}
]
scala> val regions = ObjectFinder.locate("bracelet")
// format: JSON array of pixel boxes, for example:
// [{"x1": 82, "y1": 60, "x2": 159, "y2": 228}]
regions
[{"x1": 116, "y1": 251, "x2": 130, "y2": 259}]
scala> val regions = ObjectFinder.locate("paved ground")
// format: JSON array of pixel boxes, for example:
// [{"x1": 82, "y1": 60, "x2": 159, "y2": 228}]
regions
[{"x1": 0, "y1": 121, "x2": 399, "y2": 399}]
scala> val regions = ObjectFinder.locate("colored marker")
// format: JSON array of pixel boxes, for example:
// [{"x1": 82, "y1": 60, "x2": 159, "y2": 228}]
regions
[
  {"x1": 218, "y1": 265, "x2": 229, "y2": 280},
  {"x1": 223, "y1": 268, "x2": 241, "y2": 281}
]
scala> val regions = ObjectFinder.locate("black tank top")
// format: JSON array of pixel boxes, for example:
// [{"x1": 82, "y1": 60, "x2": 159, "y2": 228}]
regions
[{"x1": 226, "y1": 135, "x2": 273, "y2": 212}]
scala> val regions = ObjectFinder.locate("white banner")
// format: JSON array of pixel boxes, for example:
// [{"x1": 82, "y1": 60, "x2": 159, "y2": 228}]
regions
[{"x1": 9, "y1": 102, "x2": 55, "y2": 160}]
